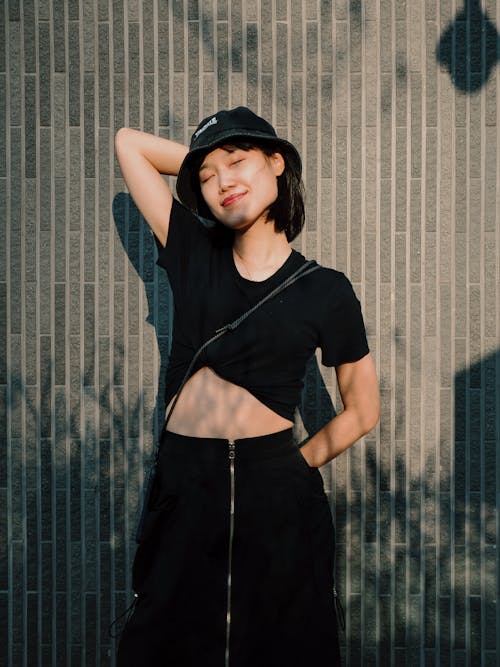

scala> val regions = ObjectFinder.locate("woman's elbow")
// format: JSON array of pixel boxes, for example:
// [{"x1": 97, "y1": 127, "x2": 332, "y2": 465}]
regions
[
  {"x1": 362, "y1": 408, "x2": 380, "y2": 435},
  {"x1": 114, "y1": 126, "x2": 132, "y2": 151},
  {"x1": 358, "y1": 394, "x2": 380, "y2": 436}
]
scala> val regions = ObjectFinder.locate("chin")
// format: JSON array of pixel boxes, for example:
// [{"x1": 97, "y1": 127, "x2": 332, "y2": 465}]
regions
[{"x1": 218, "y1": 215, "x2": 255, "y2": 232}]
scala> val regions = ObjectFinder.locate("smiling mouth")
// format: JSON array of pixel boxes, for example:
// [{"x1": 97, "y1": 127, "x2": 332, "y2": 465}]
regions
[{"x1": 221, "y1": 192, "x2": 246, "y2": 207}]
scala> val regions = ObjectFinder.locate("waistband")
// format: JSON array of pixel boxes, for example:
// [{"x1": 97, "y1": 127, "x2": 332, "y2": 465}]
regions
[{"x1": 161, "y1": 427, "x2": 296, "y2": 462}]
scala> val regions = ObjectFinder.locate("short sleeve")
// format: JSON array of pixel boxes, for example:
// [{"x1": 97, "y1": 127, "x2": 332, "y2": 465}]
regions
[
  {"x1": 153, "y1": 198, "x2": 212, "y2": 290},
  {"x1": 318, "y1": 273, "x2": 369, "y2": 367}
]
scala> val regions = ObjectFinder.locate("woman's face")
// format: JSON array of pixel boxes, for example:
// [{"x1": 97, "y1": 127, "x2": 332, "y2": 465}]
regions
[{"x1": 198, "y1": 146, "x2": 285, "y2": 231}]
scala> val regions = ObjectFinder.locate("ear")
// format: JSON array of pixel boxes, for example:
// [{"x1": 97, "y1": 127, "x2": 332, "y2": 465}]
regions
[{"x1": 270, "y1": 152, "x2": 285, "y2": 177}]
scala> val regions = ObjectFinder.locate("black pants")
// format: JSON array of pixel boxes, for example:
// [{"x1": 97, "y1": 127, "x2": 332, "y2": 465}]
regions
[{"x1": 117, "y1": 427, "x2": 341, "y2": 666}]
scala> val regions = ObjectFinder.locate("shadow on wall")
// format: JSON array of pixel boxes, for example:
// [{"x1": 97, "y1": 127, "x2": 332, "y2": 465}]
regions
[
  {"x1": 335, "y1": 347, "x2": 499, "y2": 664},
  {"x1": 4, "y1": 215, "x2": 498, "y2": 663},
  {"x1": 436, "y1": 0, "x2": 500, "y2": 94},
  {"x1": 4, "y1": 342, "x2": 146, "y2": 663},
  {"x1": 451, "y1": 348, "x2": 498, "y2": 659},
  {"x1": 112, "y1": 192, "x2": 172, "y2": 438}
]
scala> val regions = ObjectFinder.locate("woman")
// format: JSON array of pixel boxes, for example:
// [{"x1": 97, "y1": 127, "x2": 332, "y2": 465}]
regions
[{"x1": 114, "y1": 106, "x2": 379, "y2": 666}]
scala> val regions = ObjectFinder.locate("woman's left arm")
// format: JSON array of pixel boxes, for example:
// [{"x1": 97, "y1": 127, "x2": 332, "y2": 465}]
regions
[{"x1": 299, "y1": 353, "x2": 380, "y2": 467}]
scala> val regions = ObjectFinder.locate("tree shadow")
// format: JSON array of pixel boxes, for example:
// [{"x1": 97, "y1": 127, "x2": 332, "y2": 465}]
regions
[
  {"x1": 4, "y1": 342, "x2": 145, "y2": 664},
  {"x1": 436, "y1": 0, "x2": 500, "y2": 94}
]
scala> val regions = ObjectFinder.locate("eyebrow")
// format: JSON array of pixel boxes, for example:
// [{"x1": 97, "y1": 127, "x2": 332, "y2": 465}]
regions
[{"x1": 199, "y1": 146, "x2": 240, "y2": 172}]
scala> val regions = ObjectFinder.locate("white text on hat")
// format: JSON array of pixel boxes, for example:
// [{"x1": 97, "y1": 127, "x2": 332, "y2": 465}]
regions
[{"x1": 194, "y1": 116, "x2": 218, "y2": 139}]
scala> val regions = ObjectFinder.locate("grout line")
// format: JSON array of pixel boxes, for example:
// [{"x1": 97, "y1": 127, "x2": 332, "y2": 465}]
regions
[
  {"x1": 464, "y1": 0, "x2": 471, "y2": 661},
  {"x1": 374, "y1": 0, "x2": 382, "y2": 656},
  {"x1": 256, "y1": 0, "x2": 262, "y2": 115},
  {"x1": 32, "y1": 0, "x2": 43, "y2": 664},
  {"x1": 433, "y1": 3, "x2": 443, "y2": 663},
  {"x1": 496, "y1": 0, "x2": 500, "y2": 662},
  {"x1": 390, "y1": 3, "x2": 397, "y2": 665},
  {"x1": 108, "y1": 0, "x2": 117, "y2": 656},
  {"x1": 419, "y1": 1, "x2": 427, "y2": 662},
  {"x1": 5, "y1": 3, "x2": 13, "y2": 667},
  {"x1": 242, "y1": 0, "x2": 248, "y2": 106},
  {"x1": 77, "y1": 2, "x2": 86, "y2": 661},
  {"x1": 404, "y1": 0, "x2": 411, "y2": 660},
  {"x1": 18, "y1": 2, "x2": 28, "y2": 665},
  {"x1": 93, "y1": 0, "x2": 102, "y2": 657},
  {"x1": 228, "y1": 0, "x2": 233, "y2": 107},
  {"x1": 46, "y1": 1, "x2": 57, "y2": 664},
  {"x1": 271, "y1": 0, "x2": 276, "y2": 126},
  {"x1": 359, "y1": 1, "x2": 367, "y2": 660},
  {"x1": 479, "y1": 5, "x2": 487, "y2": 663},
  {"x1": 183, "y1": 0, "x2": 188, "y2": 135},
  {"x1": 63, "y1": 0, "x2": 73, "y2": 660},
  {"x1": 448, "y1": 0, "x2": 457, "y2": 657},
  {"x1": 314, "y1": 4, "x2": 320, "y2": 263}
]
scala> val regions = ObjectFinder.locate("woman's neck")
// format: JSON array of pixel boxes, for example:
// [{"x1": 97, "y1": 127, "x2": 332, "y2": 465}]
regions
[{"x1": 232, "y1": 223, "x2": 292, "y2": 281}]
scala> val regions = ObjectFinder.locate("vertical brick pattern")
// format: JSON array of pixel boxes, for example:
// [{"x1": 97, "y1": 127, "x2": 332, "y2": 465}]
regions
[{"x1": 1, "y1": 1, "x2": 499, "y2": 665}]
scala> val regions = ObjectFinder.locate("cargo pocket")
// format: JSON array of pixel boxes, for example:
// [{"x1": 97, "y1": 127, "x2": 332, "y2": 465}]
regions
[
  {"x1": 302, "y1": 464, "x2": 337, "y2": 617},
  {"x1": 132, "y1": 447, "x2": 180, "y2": 593}
]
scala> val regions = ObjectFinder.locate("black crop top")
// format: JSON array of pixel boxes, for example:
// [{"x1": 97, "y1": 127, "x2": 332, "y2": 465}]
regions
[{"x1": 154, "y1": 199, "x2": 369, "y2": 421}]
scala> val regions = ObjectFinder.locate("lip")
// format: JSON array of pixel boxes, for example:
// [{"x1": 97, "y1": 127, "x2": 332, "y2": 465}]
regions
[{"x1": 221, "y1": 192, "x2": 246, "y2": 207}]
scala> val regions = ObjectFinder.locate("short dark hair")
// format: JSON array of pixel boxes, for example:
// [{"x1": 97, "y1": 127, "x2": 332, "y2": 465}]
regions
[{"x1": 187, "y1": 139, "x2": 305, "y2": 242}]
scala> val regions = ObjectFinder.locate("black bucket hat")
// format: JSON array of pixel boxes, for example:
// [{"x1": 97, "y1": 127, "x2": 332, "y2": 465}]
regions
[{"x1": 176, "y1": 106, "x2": 302, "y2": 212}]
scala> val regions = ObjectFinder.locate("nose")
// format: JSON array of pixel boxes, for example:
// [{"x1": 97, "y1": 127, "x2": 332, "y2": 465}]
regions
[{"x1": 218, "y1": 167, "x2": 235, "y2": 192}]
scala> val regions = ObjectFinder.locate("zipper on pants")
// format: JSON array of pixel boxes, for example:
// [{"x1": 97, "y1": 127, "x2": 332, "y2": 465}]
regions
[{"x1": 225, "y1": 440, "x2": 236, "y2": 667}]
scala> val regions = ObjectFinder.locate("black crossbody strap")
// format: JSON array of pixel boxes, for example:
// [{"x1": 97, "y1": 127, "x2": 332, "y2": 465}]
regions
[
  {"x1": 163, "y1": 259, "x2": 320, "y2": 429},
  {"x1": 215, "y1": 261, "x2": 320, "y2": 334},
  {"x1": 136, "y1": 259, "x2": 320, "y2": 543}
]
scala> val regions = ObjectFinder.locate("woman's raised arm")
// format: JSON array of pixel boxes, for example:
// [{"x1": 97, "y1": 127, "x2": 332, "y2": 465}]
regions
[{"x1": 114, "y1": 128, "x2": 189, "y2": 246}]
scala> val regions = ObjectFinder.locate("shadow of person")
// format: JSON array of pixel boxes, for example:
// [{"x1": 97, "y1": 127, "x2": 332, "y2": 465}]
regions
[
  {"x1": 297, "y1": 355, "x2": 337, "y2": 443},
  {"x1": 436, "y1": 0, "x2": 500, "y2": 94},
  {"x1": 112, "y1": 192, "x2": 172, "y2": 437}
]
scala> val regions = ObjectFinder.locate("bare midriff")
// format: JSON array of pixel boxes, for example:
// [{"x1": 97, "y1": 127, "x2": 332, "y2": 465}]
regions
[{"x1": 165, "y1": 366, "x2": 294, "y2": 440}]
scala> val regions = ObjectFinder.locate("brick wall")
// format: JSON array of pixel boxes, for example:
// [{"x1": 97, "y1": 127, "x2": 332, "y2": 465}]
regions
[{"x1": 1, "y1": 1, "x2": 499, "y2": 664}]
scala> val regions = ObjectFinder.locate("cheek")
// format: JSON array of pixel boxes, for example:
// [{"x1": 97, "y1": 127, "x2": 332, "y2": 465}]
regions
[
  {"x1": 200, "y1": 182, "x2": 216, "y2": 206},
  {"x1": 262, "y1": 173, "x2": 279, "y2": 202},
  {"x1": 258, "y1": 164, "x2": 279, "y2": 196}
]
